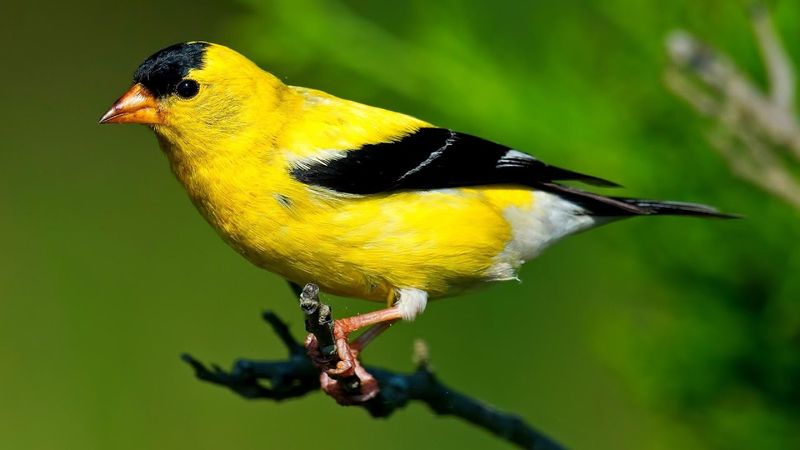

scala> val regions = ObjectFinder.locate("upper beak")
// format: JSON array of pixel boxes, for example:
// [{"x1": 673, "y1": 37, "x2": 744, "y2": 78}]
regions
[{"x1": 99, "y1": 83, "x2": 162, "y2": 125}]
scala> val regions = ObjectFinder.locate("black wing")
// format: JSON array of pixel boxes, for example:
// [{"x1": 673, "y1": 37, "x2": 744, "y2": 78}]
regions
[{"x1": 290, "y1": 127, "x2": 619, "y2": 195}]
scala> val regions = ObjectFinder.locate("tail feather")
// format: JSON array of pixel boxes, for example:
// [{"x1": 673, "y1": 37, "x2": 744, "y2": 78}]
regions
[
  {"x1": 609, "y1": 198, "x2": 739, "y2": 218},
  {"x1": 537, "y1": 182, "x2": 738, "y2": 219}
]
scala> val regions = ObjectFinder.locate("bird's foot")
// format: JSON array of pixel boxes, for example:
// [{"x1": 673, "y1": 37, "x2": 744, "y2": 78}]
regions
[
  {"x1": 305, "y1": 320, "x2": 380, "y2": 404},
  {"x1": 299, "y1": 286, "x2": 403, "y2": 405},
  {"x1": 318, "y1": 359, "x2": 379, "y2": 405}
]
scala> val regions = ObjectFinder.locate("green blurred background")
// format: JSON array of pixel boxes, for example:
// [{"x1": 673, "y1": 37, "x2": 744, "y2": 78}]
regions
[{"x1": 2, "y1": 0, "x2": 798, "y2": 449}]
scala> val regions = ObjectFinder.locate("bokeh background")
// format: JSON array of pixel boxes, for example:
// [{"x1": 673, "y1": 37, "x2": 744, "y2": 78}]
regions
[{"x1": 2, "y1": 1, "x2": 798, "y2": 449}]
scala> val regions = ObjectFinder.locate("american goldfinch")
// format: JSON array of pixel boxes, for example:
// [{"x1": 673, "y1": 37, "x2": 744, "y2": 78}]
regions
[{"x1": 101, "y1": 42, "x2": 732, "y2": 401}]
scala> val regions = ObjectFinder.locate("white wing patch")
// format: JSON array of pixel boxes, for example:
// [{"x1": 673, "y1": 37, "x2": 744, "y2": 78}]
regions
[
  {"x1": 496, "y1": 149, "x2": 536, "y2": 168},
  {"x1": 285, "y1": 149, "x2": 347, "y2": 170}
]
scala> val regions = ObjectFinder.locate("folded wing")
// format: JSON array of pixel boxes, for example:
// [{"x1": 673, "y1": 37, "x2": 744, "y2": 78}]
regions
[{"x1": 290, "y1": 127, "x2": 619, "y2": 195}]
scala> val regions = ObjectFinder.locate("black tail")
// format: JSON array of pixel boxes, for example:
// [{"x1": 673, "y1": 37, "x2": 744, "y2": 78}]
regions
[
  {"x1": 607, "y1": 198, "x2": 738, "y2": 218},
  {"x1": 538, "y1": 182, "x2": 738, "y2": 218}
]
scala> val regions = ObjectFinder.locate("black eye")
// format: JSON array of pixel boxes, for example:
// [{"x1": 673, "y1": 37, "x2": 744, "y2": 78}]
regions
[{"x1": 175, "y1": 79, "x2": 199, "y2": 99}]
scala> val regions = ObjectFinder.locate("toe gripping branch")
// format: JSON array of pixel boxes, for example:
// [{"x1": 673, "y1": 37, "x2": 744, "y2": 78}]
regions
[
  {"x1": 181, "y1": 283, "x2": 565, "y2": 450},
  {"x1": 297, "y1": 283, "x2": 363, "y2": 397}
]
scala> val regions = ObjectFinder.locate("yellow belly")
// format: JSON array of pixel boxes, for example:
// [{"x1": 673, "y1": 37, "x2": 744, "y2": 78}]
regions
[
  {"x1": 166, "y1": 136, "x2": 537, "y2": 302},
  {"x1": 272, "y1": 187, "x2": 534, "y2": 300},
  {"x1": 199, "y1": 182, "x2": 535, "y2": 302},
  {"x1": 158, "y1": 85, "x2": 542, "y2": 301}
]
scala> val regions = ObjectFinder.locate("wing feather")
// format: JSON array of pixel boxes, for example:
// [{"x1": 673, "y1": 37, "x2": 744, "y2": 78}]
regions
[{"x1": 290, "y1": 127, "x2": 619, "y2": 195}]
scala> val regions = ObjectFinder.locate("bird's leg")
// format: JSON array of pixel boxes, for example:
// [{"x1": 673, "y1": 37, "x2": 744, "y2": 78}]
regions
[
  {"x1": 323, "y1": 307, "x2": 405, "y2": 377},
  {"x1": 351, "y1": 320, "x2": 397, "y2": 353},
  {"x1": 305, "y1": 288, "x2": 428, "y2": 404},
  {"x1": 307, "y1": 312, "x2": 401, "y2": 405}
]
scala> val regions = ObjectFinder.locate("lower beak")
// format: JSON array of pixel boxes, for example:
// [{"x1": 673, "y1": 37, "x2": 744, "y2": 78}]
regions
[{"x1": 99, "y1": 83, "x2": 162, "y2": 125}]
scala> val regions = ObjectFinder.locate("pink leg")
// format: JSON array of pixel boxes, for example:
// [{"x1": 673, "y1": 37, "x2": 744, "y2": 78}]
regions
[
  {"x1": 306, "y1": 306, "x2": 404, "y2": 404},
  {"x1": 351, "y1": 320, "x2": 398, "y2": 354},
  {"x1": 322, "y1": 307, "x2": 404, "y2": 377}
]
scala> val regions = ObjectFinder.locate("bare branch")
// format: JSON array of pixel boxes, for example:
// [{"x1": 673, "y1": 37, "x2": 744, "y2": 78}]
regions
[
  {"x1": 665, "y1": 16, "x2": 800, "y2": 211},
  {"x1": 183, "y1": 284, "x2": 565, "y2": 450},
  {"x1": 298, "y1": 282, "x2": 363, "y2": 396},
  {"x1": 666, "y1": 30, "x2": 800, "y2": 160},
  {"x1": 664, "y1": 67, "x2": 721, "y2": 117},
  {"x1": 750, "y1": 2, "x2": 795, "y2": 111},
  {"x1": 731, "y1": 127, "x2": 800, "y2": 208}
]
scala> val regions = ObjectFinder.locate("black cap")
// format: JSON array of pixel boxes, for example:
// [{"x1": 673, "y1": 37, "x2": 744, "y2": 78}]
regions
[{"x1": 133, "y1": 42, "x2": 209, "y2": 98}]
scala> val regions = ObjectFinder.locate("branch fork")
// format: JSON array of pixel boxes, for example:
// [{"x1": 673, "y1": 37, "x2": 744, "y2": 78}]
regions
[
  {"x1": 182, "y1": 283, "x2": 565, "y2": 450},
  {"x1": 665, "y1": 2, "x2": 800, "y2": 209}
]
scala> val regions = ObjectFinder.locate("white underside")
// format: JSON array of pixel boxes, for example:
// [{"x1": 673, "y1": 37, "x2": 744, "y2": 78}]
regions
[
  {"x1": 488, "y1": 191, "x2": 600, "y2": 280},
  {"x1": 393, "y1": 192, "x2": 600, "y2": 321}
]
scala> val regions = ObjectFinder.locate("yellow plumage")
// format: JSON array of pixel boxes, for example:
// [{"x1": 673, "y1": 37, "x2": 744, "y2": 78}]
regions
[
  {"x1": 101, "y1": 42, "x2": 730, "y2": 312},
  {"x1": 99, "y1": 41, "x2": 733, "y2": 403},
  {"x1": 150, "y1": 45, "x2": 535, "y2": 302}
]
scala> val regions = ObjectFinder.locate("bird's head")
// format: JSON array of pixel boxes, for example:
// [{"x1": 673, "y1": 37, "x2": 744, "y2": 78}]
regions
[{"x1": 100, "y1": 42, "x2": 286, "y2": 150}]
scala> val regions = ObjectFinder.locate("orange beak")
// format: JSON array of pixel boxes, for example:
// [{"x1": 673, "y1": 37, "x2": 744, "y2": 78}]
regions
[{"x1": 98, "y1": 83, "x2": 162, "y2": 125}]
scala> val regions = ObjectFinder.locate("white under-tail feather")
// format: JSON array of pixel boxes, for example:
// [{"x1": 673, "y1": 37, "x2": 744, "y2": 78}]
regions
[{"x1": 488, "y1": 191, "x2": 608, "y2": 280}]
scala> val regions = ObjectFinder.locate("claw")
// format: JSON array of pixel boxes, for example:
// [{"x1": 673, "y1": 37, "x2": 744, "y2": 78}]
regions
[
  {"x1": 302, "y1": 297, "x2": 405, "y2": 404},
  {"x1": 305, "y1": 321, "x2": 379, "y2": 404},
  {"x1": 319, "y1": 365, "x2": 379, "y2": 405}
]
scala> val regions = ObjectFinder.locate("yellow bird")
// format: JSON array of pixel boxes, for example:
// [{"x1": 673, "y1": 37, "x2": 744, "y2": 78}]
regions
[{"x1": 100, "y1": 42, "x2": 732, "y2": 401}]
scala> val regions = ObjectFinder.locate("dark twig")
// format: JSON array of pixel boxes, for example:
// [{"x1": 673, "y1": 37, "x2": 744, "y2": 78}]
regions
[
  {"x1": 182, "y1": 283, "x2": 565, "y2": 450},
  {"x1": 297, "y1": 283, "x2": 336, "y2": 358},
  {"x1": 297, "y1": 283, "x2": 362, "y2": 395}
]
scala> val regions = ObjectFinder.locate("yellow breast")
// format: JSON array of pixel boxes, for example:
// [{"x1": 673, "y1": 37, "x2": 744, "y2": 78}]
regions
[
  {"x1": 156, "y1": 84, "x2": 539, "y2": 302},
  {"x1": 165, "y1": 142, "x2": 537, "y2": 301}
]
